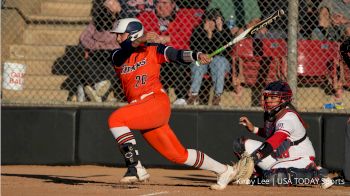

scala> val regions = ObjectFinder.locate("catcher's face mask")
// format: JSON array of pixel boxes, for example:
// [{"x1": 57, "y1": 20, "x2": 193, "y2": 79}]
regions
[
  {"x1": 262, "y1": 81, "x2": 293, "y2": 112},
  {"x1": 263, "y1": 91, "x2": 291, "y2": 112}
]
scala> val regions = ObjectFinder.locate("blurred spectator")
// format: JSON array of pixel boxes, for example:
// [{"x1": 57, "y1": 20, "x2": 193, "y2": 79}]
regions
[
  {"x1": 311, "y1": 6, "x2": 343, "y2": 41},
  {"x1": 320, "y1": 0, "x2": 350, "y2": 25},
  {"x1": 119, "y1": 0, "x2": 155, "y2": 17},
  {"x1": 79, "y1": 0, "x2": 121, "y2": 102},
  {"x1": 299, "y1": 0, "x2": 322, "y2": 39},
  {"x1": 255, "y1": 0, "x2": 288, "y2": 39},
  {"x1": 311, "y1": 0, "x2": 350, "y2": 99},
  {"x1": 336, "y1": 37, "x2": 350, "y2": 98},
  {"x1": 187, "y1": 8, "x2": 232, "y2": 106},
  {"x1": 137, "y1": 0, "x2": 203, "y2": 105},
  {"x1": 209, "y1": 0, "x2": 262, "y2": 98},
  {"x1": 312, "y1": 0, "x2": 350, "y2": 41},
  {"x1": 52, "y1": 45, "x2": 86, "y2": 102},
  {"x1": 256, "y1": 0, "x2": 321, "y2": 40},
  {"x1": 209, "y1": 0, "x2": 262, "y2": 36}
]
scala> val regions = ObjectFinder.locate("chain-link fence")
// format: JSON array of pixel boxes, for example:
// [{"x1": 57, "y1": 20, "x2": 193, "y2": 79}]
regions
[{"x1": 1, "y1": 0, "x2": 350, "y2": 112}]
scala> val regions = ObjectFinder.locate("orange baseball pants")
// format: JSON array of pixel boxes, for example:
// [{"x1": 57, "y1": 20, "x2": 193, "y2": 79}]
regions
[{"x1": 108, "y1": 92, "x2": 188, "y2": 164}]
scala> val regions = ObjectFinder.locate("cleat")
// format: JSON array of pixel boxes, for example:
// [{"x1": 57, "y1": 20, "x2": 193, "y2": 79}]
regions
[
  {"x1": 321, "y1": 177, "x2": 333, "y2": 189},
  {"x1": 210, "y1": 165, "x2": 237, "y2": 190},
  {"x1": 120, "y1": 166, "x2": 150, "y2": 183},
  {"x1": 317, "y1": 166, "x2": 334, "y2": 189}
]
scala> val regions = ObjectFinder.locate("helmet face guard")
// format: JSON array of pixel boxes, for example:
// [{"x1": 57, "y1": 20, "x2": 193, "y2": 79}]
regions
[
  {"x1": 111, "y1": 18, "x2": 144, "y2": 41},
  {"x1": 262, "y1": 81, "x2": 293, "y2": 112},
  {"x1": 262, "y1": 90, "x2": 292, "y2": 111}
]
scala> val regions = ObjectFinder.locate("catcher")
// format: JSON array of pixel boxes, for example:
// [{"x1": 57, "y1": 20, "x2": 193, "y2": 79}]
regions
[{"x1": 232, "y1": 80, "x2": 333, "y2": 189}]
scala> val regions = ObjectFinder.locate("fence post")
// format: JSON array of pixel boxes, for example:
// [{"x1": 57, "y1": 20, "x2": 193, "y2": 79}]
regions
[{"x1": 287, "y1": 0, "x2": 299, "y2": 107}]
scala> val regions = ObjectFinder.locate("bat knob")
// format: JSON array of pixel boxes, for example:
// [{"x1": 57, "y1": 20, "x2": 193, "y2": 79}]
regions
[{"x1": 279, "y1": 9, "x2": 285, "y2": 15}]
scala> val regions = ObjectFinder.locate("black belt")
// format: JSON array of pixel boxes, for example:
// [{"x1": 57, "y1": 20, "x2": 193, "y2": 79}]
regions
[{"x1": 291, "y1": 134, "x2": 307, "y2": 146}]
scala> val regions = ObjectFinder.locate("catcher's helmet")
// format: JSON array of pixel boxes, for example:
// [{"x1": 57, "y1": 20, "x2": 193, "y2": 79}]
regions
[
  {"x1": 262, "y1": 80, "x2": 292, "y2": 112},
  {"x1": 111, "y1": 18, "x2": 144, "y2": 41}
]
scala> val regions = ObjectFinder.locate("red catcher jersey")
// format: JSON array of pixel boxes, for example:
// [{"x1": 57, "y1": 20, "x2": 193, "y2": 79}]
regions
[{"x1": 113, "y1": 44, "x2": 167, "y2": 103}]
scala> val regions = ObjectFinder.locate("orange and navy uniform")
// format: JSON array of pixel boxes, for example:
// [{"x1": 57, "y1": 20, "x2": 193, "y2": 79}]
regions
[
  {"x1": 112, "y1": 42, "x2": 166, "y2": 103},
  {"x1": 108, "y1": 40, "x2": 199, "y2": 164}
]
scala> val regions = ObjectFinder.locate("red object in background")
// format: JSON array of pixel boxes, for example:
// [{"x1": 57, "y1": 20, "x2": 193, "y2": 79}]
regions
[
  {"x1": 263, "y1": 39, "x2": 288, "y2": 84},
  {"x1": 233, "y1": 38, "x2": 255, "y2": 59},
  {"x1": 297, "y1": 40, "x2": 338, "y2": 77},
  {"x1": 232, "y1": 39, "x2": 256, "y2": 86},
  {"x1": 232, "y1": 38, "x2": 287, "y2": 86},
  {"x1": 138, "y1": 8, "x2": 203, "y2": 50},
  {"x1": 262, "y1": 39, "x2": 287, "y2": 58}
]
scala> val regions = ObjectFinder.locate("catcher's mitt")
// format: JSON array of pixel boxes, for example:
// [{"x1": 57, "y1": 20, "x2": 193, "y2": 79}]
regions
[{"x1": 233, "y1": 152, "x2": 255, "y2": 184}]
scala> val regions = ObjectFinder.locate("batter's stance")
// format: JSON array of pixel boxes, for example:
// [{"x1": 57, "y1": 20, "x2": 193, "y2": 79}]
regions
[{"x1": 108, "y1": 18, "x2": 236, "y2": 190}]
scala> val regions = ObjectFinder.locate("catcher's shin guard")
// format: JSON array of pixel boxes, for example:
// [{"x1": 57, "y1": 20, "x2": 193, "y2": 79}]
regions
[
  {"x1": 264, "y1": 168, "x2": 290, "y2": 186},
  {"x1": 119, "y1": 143, "x2": 150, "y2": 183},
  {"x1": 289, "y1": 167, "x2": 333, "y2": 188}
]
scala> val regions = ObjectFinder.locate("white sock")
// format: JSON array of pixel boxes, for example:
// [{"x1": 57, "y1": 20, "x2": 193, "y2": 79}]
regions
[
  {"x1": 184, "y1": 149, "x2": 226, "y2": 174},
  {"x1": 110, "y1": 126, "x2": 136, "y2": 145}
]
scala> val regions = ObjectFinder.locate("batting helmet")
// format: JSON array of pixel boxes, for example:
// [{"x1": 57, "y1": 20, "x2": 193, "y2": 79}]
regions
[
  {"x1": 111, "y1": 18, "x2": 144, "y2": 41},
  {"x1": 262, "y1": 80, "x2": 293, "y2": 112}
]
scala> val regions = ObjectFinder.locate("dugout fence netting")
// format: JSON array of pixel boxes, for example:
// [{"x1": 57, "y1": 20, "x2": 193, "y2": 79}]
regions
[{"x1": 1, "y1": 0, "x2": 349, "y2": 113}]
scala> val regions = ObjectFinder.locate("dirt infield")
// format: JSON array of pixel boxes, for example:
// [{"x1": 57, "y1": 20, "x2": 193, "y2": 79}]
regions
[{"x1": 2, "y1": 165, "x2": 349, "y2": 196}]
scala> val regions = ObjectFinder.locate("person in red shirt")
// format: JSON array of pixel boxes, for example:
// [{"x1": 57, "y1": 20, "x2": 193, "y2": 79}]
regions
[
  {"x1": 137, "y1": 0, "x2": 204, "y2": 104},
  {"x1": 108, "y1": 18, "x2": 236, "y2": 190}
]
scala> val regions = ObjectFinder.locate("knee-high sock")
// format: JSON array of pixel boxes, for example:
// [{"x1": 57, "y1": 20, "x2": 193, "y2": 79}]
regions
[
  {"x1": 184, "y1": 149, "x2": 227, "y2": 174},
  {"x1": 110, "y1": 126, "x2": 136, "y2": 145}
]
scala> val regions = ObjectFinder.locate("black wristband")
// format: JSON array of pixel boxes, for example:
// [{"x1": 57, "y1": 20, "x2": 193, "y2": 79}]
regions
[{"x1": 191, "y1": 51, "x2": 200, "y2": 61}]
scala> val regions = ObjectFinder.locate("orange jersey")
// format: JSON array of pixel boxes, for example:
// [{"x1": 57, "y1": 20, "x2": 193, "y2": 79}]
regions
[{"x1": 112, "y1": 44, "x2": 167, "y2": 103}]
